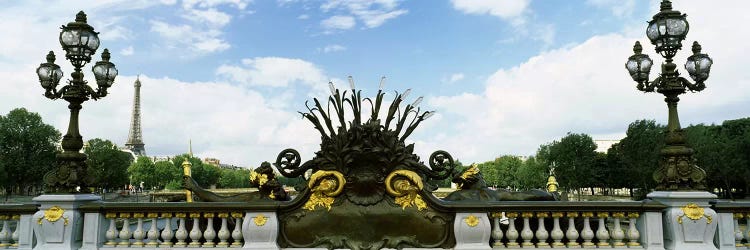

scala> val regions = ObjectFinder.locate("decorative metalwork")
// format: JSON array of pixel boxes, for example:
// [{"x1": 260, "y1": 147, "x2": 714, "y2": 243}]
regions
[
  {"x1": 385, "y1": 170, "x2": 427, "y2": 211},
  {"x1": 184, "y1": 161, "x2": 289, "y2": 202},
  {"x1": 276, "y1": 78, "x2": 454, "y2": 249},
  {"x1": 445, "y1": 164, "x2": 557, "y2": 201},
  {"x1": 464, "y1": 215, "x2": 480, "y2": 227},
  {"x1": 253, "y1": 214, "x2": 268, "y2": 226},
  {"x1": 39, "y1": 206, "x2": 68, "y2": 225},
  {"x1": 36, "y1": 11, "x2": 118, "y2": 193},
  {"x1": 303, "y1": 170, "x2": 345, "y2": 211},
  {"x1": 625, "y1": 0, "x2": 712, "y2": 191},
  {"x1": 677, "y1": 203, "x2": 711, "y2": 224}
]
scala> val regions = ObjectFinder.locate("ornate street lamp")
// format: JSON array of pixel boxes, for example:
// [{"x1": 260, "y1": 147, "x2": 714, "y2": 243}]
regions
[
  {"x1": 625, "y1": 0, "x2": 713, "y2": 191},
  {"x1": 36, "y1": 11, "x2": 118, "y2": 193}
]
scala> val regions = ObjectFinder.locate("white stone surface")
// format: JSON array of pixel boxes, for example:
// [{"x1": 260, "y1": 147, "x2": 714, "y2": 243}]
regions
[
  {"x1": 647, "y1": 191, "x2": 718, "y2": 250},
  {"x1": 454, "y1": 213, "x2": 491, "y2": 250},
  {"x1": 716, "y1": 212, "x2": 737, "y2": 250},
  {"x1": 639, "y1": 211, "x2": 665, "y2": 250},
  {"x1": 242, "y1": 212, "x2": 280, "y2": 249},
  {"x1": 31, "y1": 194, "x2": 101, "y2": 250}
]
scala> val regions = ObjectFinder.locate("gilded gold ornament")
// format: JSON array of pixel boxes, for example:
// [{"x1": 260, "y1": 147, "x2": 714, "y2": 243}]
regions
[
  {"x1": 43, "y1": 206, "x2": 65, "y2": 224},
  {"x1": 677, "y1": 203, "x2": 711, "y2": 224},
  {"x1": 303, "y1": 170, "x2": 345, "y2": 211},
  {"x1": 459, "y1": 165, "x2": 480, "y2": 181},
  {"x1": 253, "y1": 214, "x2": 268, "y2": 226},
  {"x1": 464, "y1": 215, "x2": 480, "y2": 227},
  {"x1": 385, "y1": 170, "x2": 427, "y2": 211}
]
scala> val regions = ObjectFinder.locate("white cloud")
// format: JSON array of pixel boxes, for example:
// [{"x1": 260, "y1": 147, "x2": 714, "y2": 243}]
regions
[
  {"x1": 321, "y1": 15, "x2": 356, "y2": 31},
  {"x1": 120, "y1": 46, "x2": 134, "y2": 56},
  {"x1": 182, "y1": 0, "x2": 250, "y2": 10},
  {"x1": 422, "y1": 0, "x2": 750, "y2": 163},
  {"x1": 442, "y1": 73, "x2": 465, "y2": 84},
  {"x1": 150, "y1": 20, "x2": 230, "y2": 55},
  {"x1": 216, "y1": 57, "x2": 328, "y2": 88},
  {"x1": 181, "y1": 8, "x2": 232, "y2": 28},
  {"x1": 298, "y1": 14, "x2": 310, "y2": 19},
  {"x1": 586, "y1": 0, "x2": 636, "y2": 18},
  {"x1": 319, "y1": 44, "x2": 347, "y2": 53},
  {"x1": 320, "y1": 0, "x2": 408, "y2": 29},
  {"x1": 450, "y1": 0, "x2": 530, "y2": 26}
]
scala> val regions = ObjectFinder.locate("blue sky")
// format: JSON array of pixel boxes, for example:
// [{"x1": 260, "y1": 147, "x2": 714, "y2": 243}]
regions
[{"x1": 1, "y1": 0, "x2": 749, "y2": 167}]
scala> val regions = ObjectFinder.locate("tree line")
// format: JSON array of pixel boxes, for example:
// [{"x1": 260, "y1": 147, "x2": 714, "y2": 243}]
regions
[
  {"x1": 2, "y1": 107, "x2": 747, "y2": 199},
  {"x1": 473, "y1": 119, "x2": 750, "y2": 199}
]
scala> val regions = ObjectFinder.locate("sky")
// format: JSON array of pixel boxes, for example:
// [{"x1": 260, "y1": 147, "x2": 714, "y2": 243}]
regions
[{"x1": 1, "y1": 0, "x2": 749, "y2": 168}]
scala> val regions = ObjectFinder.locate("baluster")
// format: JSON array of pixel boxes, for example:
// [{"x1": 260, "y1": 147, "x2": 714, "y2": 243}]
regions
[
  {"x1": 104, "y1": 213, "x2": 119, "y2": 247},
  {"x1": 490, "y1": 212, "x2": 504, "y2": 248},
  {"x1": 11, "y1": 215, "x2": 20, "y2": 248},
  {"x1": 160, "y1": 213, "x2": 174, "y2": 247},
  {"x1": 174, "y1": 213, "x2": 188, "y2": 247},
  {"x1": 217, "y1": 213, "x2": 230, "y2": 247},
  {"x1": 118, "y1": 213, "x2": 132, "y2": 247},
  {"x1": 132, "y1": 213, "x2": 145, "y2": 247},
  {"x1": 203, "y1": 213, "x2": 216, "y2": 247},
  {"x1": 230, "y1": 212, "x2": 244, "y2": 248},
  {"x1": 506, "y1": 212, "x2": 519, "y2": 248},
  {"x1": 0, "y1": 215, "x2": 10, "y2": 248},
  {"x1": 146, "y1": 213, "x2": 159, "y2": 247},
  {"x1": 520, "y1": 212, "x2": 534, "y2": 247},
  {"x1": 536, "y1": 212, "x2": 550, "y2": 248},
  {"x1": 610, "y1": 212, "x2": 625, "y2": 248},
  {"x1": 580, "y1": 212, "x2": 594, "y2": 248},
  {"x1": 566, "y1": 212, "x2": 580, "y2": 248},
  {"x1": 550, "y1": 212, "x2": 564, "y2": 248},
  {"x1": 596, "y1": 212, "x2": 610, "y2": 247},
  {"x1": 746, "y1": 213, "x2": 750, "y2": 248},
  {"x1": 734, "y1": 213, "x2": 744, "y2": 248},
  {"x1": 626, "y1": 213, "x2": 640, "y2": 247},
  {"x1": 189, "y1": 213, "x2": 202, "y2": 247}
]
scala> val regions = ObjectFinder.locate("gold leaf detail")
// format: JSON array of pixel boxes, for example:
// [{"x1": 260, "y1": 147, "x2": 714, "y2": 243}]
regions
[
  {"x1": 231, "y1": 212, "x2": 243, "y2": 218},
  {"x1": 147, "y1": 213, "x2": 159, "y2": 218},
  {"x1": 204, "y1": 213, "x2": 215, "y2": 218},
  {"x1": 385, "y1": 170, "x2": 427, "y2": 211},
  {"x1": 303, "y1": 170, "x2": 345, "y2": 211},
  {"x1": 218, "y1": 213, "x2": 229, "y2": 218},
  {"x1": 490, "y1": 212, "x2": 503, "y2": 218},
  {"x1": 581, "y1": 212, "x2": 594, "y2": 218},
  {"x1": 506, "y1": 212, "x2": 518, "y2": 218},
  {"x1": 133, "y1": 213, "x2": 145, "y2": 218},
  {"x1": 43, "y1": 206, "x2": 65, "y2": 223},
  {"x1": 464, "y1": 215, "x2": 480, "y2": 227},
  {"x1": 677, "y1": 203, "x2": 711, "y2": 224},
  {"x1": 460, "y1": 165, "x2": 480, "y2": 181},
  {"x1": 521, "y1": 212, "x2": 534, "y2": 218},
  {"x1": 628, "y1": 212, "x2": 639, "y2": 219},
  {"x1": 551, "y1": 212, "x2": 564, "y2": 218},
  {"x1": 253, "y1": 214, "x2": 268, "y2": 226}
]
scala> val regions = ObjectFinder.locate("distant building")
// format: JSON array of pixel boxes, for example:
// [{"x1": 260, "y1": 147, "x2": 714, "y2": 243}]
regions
[
  {"x1": 594, "y1": 139, "x2": 620, "y2": 153},
  {"x1": 204, "y1": 157, "x2": 221, "y2": 166}
]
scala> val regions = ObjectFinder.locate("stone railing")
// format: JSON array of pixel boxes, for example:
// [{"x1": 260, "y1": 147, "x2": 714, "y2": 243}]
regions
[
  {"x1": 2, "y1": 197, "x2": 749, "y2": 249},
  {"x1": 0, "y1": 204, "x2": 38, "y2": 249}
]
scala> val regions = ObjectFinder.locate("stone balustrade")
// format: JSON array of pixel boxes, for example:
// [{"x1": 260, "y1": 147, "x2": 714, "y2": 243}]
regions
[
  {"x1": 0, "y1": 204, "x2": 37, "y2": 249},
  {"x1": 1, "y1": 199, "x2": 749, "y2": 249}
]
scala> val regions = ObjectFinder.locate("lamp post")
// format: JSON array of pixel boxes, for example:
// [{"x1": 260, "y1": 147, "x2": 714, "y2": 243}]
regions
[
  {"x1": 36, "y1": 11, "x2": 118, "y2": 193},
  {"x1": 625, "y1": 0, "x2": 713, "y2": 191}
]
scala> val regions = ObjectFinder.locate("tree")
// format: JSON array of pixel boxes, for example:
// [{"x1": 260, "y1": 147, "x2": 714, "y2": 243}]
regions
[
  {"x1": 617, "y1": 120, "x2": 664, "y2": 197},
  {"x1": 516, "y1": 156, "x2": 547, "y2": 190},
  {"x1": 547, "y1": 132, "x2": 598, "y2": 194},
  {"x1": 172, "y1": 154, "x2": 220, "y2": 188},
  {"x1": 128, "y1": 157, "x2": 181, "y2": 190},
  {"x1": 85, "y1": 138, "x2": 133, "y2": 190},
  {"x1": 0, "y1": 108, "x2": 61, "y2": 196},
  {"x1": 218, "y1": 168, "x2": 251, "y2": 188}
]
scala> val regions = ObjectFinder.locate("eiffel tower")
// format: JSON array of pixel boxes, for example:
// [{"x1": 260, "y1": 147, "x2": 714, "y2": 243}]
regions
[{"x1": 125, "y1": 76, "x2": 146, "y2": 156}]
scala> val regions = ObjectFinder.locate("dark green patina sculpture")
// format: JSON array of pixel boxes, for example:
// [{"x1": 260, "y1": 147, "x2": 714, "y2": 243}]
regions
[
  {"x1": 183, "y1": 161, "x2": 289, "y2": 202},
  {"x1": 625, "y1": 0, "x2": 713, "y2": 191},
  {"x1": 35, "y1": 11, "x2": 119, "y2": 193},
  {"x1": 444, "y1": 164, "x2": 556, "y2": 201},
  {"x1": 273, "y1": 78, "x2": 456, "y2": 249}
]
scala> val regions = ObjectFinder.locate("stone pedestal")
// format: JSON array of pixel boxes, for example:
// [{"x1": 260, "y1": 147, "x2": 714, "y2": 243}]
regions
[
  {"x1": 454, "y1": 213, "x2": 491, "y2": 250},
  {"x1": 31, "y1": 194, "x2": 100, "y2": 250},
  {"x1": 648, "y1": 191, "x2": 718, "y2": 250},
  {"x1": 242, "y1": 212, "x2": 280, "y2": 249}
]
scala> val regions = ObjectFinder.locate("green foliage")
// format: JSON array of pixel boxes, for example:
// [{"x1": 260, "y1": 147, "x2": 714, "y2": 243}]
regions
[
  {"x1": 164, "y1": 179, "x2": 182, "y2": 190},
  {"x1": 0, "y1": 108, "x2": 61, "y2": 195},
  {"x1": 545, "y1": 132, "x2": 598, "y2": 190},
  {"x1": 515, "y1": 156, "x2": 547, "y2": 189},
  {"x1": 128, "y1": 157, "x2": 181, "y2": 190},
  {"x1": 614, "y1": 120, "x2": 664, "y2": 193},
  {"x1": 84, "y1": 138, "x2": 133, "y2": 190},
  {"x1": 217, "y1": 168, "x2": 252, "y2": 188},
  {"x1": 171, "y1": 154, "x2": 220, "y2": 188},
  {"x1": 477, "y1": 155, "x2": 523, "y2": 188},
  {"x1": 684, "y1": 119, "x2": 750, "y2": 198}
]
